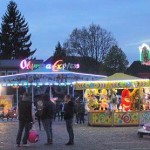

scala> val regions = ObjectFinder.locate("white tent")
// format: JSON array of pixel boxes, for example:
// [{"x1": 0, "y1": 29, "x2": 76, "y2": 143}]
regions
[
  {"x1": 0, "y1": 67, "x2": 106, "y2": 105},
  {"x1": 0, "y1": 67, "x2": 106, "y2": 86}
]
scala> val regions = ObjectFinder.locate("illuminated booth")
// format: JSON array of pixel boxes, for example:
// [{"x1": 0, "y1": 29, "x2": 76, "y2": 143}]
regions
[
  {"x1": 0, "y1": 95, "x2": 14, "y2": 115},
  {"x1": 74, "y1": 73, "x2": 150, "y2": 126},
  {"x1": 139, "y1": 43, "x2": 150, "y2": 66}
]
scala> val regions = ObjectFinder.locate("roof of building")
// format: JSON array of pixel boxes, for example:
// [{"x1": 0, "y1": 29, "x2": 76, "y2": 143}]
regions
[{"x1": 0, "y1": 59, "x2": 43, "y2": 68}]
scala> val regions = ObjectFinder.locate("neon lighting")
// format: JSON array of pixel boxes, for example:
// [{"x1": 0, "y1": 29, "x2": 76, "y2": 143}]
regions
[
  {"x1": 45, "y1": 64, "x2": 51, "y2": 69},
  {"x1": 23, "y1": 83, "x2": 28, "y2": 86},
  {"x1": 20, "y1": 59, "x2": 27, "y2": 69},
  {"x1": 54, "y1": 83, "x2": 59, "y2": 85},
  {"x1": 52, "y1": 60, "x2": 63, "y2": 72},
  {"x1": 32, "y1": 83, "x2": 37, "y2": 86},
  {"x1": 20, "y1": 59, "x2": 80, "y2": 71},
  {"x1": 38, "y1": 83, "x2": 43, "y2": 86},
  {"x1": 44, "y1": 82, "x2": 49, "y2": 85},
  {"x1": 20, "y1": 60, "x2": 40, "y2": 70},
  {"x1": 60, "y1": 83, "x2": 65, "y2": 86},
  {"x1": 139, "y1": 43, "x2": 150, "y2": 66},
  {"x1": 2, "y1": 83, "x2": 6, "y2": 86}
]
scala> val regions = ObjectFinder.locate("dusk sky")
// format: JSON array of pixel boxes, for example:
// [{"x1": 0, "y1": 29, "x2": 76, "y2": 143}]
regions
[{"x1": 1, "y1": 0, "x2": 150, "y2": 64}]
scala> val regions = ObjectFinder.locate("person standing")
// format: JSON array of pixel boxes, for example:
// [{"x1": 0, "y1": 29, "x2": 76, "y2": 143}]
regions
[
  {"x1": 53, "y1": 102, "x2": 61, "y2": 121},
  {"x1": 78, "y1": 101, "x2": 85, "y2": 124},
  {"x1": 16, "y1": 92, "x2": 35, "y2": 147},
  {"x1": 35, "y1": 95, "x2": 43, "y2": 131},
  {"x1": 60, "y1": 102, "x2": 65, "y2": 121},
  {"x1": 64, "y1": 94, "x2": 75, "y2": 145},
  {"x1": 41, "y1": 94, "x2": 55, "y2": 145},
  {"x1": 74, "y1": 100, "x2": 80, "y2": 124}
]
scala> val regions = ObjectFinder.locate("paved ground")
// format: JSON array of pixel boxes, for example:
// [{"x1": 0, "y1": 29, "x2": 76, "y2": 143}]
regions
[{"x1": 0, "y1": 118, "x2": 150, "y2": 150}]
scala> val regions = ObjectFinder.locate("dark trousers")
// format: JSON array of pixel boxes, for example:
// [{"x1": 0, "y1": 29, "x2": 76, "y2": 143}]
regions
[
  {"x1": 54, "y1": 111, "x2": 60, "y2": 120},
  {"x1": 79, "y1": 113, "x2": 85, "y2": 124},
  {"x1": 16, "y1": 121, "x2": 32, "y2": 145},
  {"x1": 42, "y1": 119, "x2": 53, "y2": 141},
  {"x1": 37, "y1": 116, "x2": 41, "y2": 130},
  {"x1": 60, "y1": 112, "x2": 64, "y2": 121},
  {"x1": 76, "y1": 113, "x2": 80, "y2": 123},
  {"x1": 66, "y1": 119, "x2": 74, "y2": 143}
]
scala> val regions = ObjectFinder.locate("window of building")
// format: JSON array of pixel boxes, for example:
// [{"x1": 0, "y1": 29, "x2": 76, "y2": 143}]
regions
[
  {"x1": 0, "y1": 71, "x2": 6, "y2": 76},
  {"x1": 7, "y1": 71, "x2": 18, "y2": 75}
]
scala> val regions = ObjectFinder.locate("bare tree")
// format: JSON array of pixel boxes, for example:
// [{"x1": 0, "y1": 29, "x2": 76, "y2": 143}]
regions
[{"x1": 63, "y1": 24, "x2": 116, "y2": 63}]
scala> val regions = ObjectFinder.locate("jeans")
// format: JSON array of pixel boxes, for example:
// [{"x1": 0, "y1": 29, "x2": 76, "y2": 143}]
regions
[
  {"x1": 37, "y1": 116, "x2": 41, "y2": 130},
  {"x1": 16, "y1": 121, "x2": 32, "y2": 145},
  {"x1": 42, "y1": 119, "x2": 53, "y2": 141},
  {"x1": 66, "y1": 119, "x2": 74, "y2": 143}
]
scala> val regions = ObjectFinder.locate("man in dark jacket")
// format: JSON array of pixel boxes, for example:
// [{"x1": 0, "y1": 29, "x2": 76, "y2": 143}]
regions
[
  {"x1": 41, "y1": 94, "x2": 55, "y2": 145},
  {"x1": 64, "y1": 94, "x2": 75, "y2": 145},
  {"x1": 16, "y1": 92, "x2": 34, "y2": 147}
]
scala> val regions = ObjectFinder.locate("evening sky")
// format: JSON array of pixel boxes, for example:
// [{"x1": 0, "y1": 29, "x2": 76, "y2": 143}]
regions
[{"x1": 1, "y1": 0, "x2": 150, "y2": 64}]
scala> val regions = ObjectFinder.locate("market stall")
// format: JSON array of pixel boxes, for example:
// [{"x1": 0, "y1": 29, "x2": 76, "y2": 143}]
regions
[{"x1": 74, "y1": 73, "x2": 150, "y2": 126}]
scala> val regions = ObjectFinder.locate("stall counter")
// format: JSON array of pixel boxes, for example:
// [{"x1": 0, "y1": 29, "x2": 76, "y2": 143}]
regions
[{"x1": 88, "y1": 111, "x2": 150, "y2": 126}]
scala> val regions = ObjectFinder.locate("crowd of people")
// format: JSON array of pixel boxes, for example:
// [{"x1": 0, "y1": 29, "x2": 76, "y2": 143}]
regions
[{"x1": 15, "y1": 92, "x2": 86, "y2": 147}]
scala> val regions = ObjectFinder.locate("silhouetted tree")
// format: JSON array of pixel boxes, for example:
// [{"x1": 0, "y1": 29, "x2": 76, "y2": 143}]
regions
[
  {"x1": 52, "y1": 42, "x2": 66, "y2": 63},
  {"x1": 63, "y1": 24, "x2": 116, "y2": 63},
  {"x1": 0, "y1": 0, "x2": 36, "y2": 59},
  {"x1": 103, "y1": 45, "x2": 129, "y2": 75}
]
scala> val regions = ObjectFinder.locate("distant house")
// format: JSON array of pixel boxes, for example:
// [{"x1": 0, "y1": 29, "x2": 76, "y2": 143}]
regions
[
  {"x1": 0, "y1": 59, "x2": 43, "y2": 76},
  {"x1": 125, "y1": 61, "x2": 150, "y2": 79},
  {"x1": 0, "y1": 59, "x2": 43, "y2": 95}
]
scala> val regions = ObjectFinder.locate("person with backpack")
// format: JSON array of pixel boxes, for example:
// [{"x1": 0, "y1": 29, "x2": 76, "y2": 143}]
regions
[{"x1": 41, "y1": 94, "x2": 55, "y2": 145}]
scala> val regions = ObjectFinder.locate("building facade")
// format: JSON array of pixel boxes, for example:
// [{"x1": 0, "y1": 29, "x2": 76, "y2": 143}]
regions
[{"x1": 0, "y1": 59, "x2": 43, "y2": 76}]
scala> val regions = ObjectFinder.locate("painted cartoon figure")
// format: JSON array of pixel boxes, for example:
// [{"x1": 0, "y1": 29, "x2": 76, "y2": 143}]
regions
[
  {"x1": 84, "y1": 89, "x2": 99, "y2": 111},
  {"x1": 99, "y1": 99, "x2": 109, "y2": 110},
  {"x1": 99, "y1": 89, "x2": 109, "y2": 110},
  {"x1": 121, "y1": 89, "x2": 131, "y2": 111},
  {"x1": 109, "y1": 89, "x2": 118, "y2": 111}
]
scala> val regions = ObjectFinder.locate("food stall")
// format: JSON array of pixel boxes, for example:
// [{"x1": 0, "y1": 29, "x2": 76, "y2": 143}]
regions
[{"x1": 74, "y1": 73, "x2": 150, "y2": 126}]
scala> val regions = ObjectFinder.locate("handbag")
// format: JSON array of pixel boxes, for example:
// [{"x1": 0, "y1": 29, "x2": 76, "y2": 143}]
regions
[{"x1": 28, "y1": 124, "x2": 39, "y2": 143}]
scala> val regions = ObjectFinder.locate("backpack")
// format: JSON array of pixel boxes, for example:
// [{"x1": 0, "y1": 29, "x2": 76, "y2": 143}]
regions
[{"x1": 36, "y1": 100, "x2": 44, "y2": 116}]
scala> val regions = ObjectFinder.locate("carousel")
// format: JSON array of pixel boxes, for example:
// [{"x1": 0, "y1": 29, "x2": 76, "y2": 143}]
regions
[
  {"x1": 74, "y1": 73, "x2": 150, "y2": 126},
  {"x1": 0, "y1": 61, "x2": 106, "y2": 112}
]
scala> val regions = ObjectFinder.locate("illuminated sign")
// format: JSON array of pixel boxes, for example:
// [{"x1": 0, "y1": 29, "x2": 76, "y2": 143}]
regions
[
  {"x1": 139, "y1": 43, "x2": 150, "y2": 66},
  {"x1": 20, "y1": 59, "x2": 80, "y2": 71},
  {"x1": 45, "y1": 60, "x2": 80, "y2": 71},
  {"x1": 20, "y1": 59, "x2": 40, "y2": 70}
]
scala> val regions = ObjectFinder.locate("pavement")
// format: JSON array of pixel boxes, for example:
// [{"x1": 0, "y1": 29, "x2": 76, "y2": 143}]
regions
[{"x1": 0, "y1": 118, "x2": 150, "y2": 150}]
